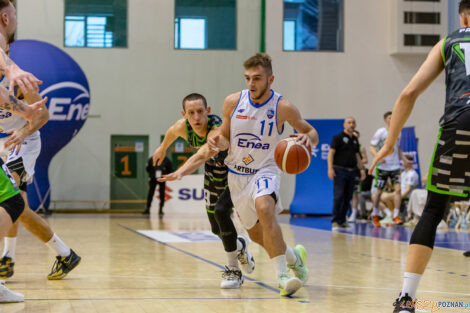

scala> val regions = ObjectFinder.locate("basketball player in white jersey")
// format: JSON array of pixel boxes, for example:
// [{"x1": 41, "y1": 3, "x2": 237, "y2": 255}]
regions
[
  {"x1": 162, "y1": 53, "x2": 318, "y2": 296},
  {"x1": 0, "y1": 1, "x2": 81, "y2": 281},
  {"x1": 0, "y1": 86, "x2": 47, "y2": 303}
]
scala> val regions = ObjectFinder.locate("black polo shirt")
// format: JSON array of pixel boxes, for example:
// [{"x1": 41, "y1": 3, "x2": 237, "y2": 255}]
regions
[{"x1": 330, "y1": 131, "x2": 360, "y2": 169}]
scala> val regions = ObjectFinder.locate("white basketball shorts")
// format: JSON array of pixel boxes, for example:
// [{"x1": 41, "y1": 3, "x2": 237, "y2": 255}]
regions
[{"x1": 228, "y1": 166, "x2": 283, "y2": 229}]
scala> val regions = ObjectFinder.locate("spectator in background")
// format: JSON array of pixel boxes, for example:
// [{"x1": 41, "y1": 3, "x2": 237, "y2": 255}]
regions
[
  {"x1": 370, "y1": 111, "x2": 407, "y2": 226},
  {"x1": 380, "y1": 154, "x2": 419, "y2": 217},
  {"x1": 144, "y1": 156, "x2": 173, "y2": 217},
  {"x1": 328, "y1": 117, "x2": 366, "y2": 229},
  {"x1": 348, "y1": 130, "x2": 368, "y2": 222}
]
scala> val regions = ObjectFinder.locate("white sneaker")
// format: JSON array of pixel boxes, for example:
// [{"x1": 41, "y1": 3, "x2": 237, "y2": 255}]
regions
[
  {"x1": 220, "y1": 267, "x2": 243, "y2": 289},
  {"x1": 0, "y1": 283, "x2": 24, "y2": 302},
  {"x1": 278, "y1": 272, "x2": 302, "y2": 296},
  {"x1": 379, "y1": 215, "x2": 394, "y2": 226},
  {"x1": 237, "y1": 236, "x2": 255, "y2": 274}
]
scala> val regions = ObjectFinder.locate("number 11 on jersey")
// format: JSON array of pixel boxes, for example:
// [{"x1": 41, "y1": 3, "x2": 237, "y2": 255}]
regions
[{"x1": 260, "y1": 120, "x2": 274, "y2": 136}]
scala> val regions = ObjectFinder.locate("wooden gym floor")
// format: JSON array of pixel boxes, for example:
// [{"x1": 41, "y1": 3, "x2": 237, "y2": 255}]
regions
[{"x1": 1, "y1": 211, "x2": 469, "y2": 313}]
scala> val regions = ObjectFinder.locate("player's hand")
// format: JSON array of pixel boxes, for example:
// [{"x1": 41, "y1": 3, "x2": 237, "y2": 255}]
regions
[
  {"x1": 208, "y1": 134, "x2": 228, "y2": 152},
  {"x1": 369, "y1": 145, "x2": 394, "y2": 175},
  {"x1": 24, "y1": 97, "x2": 47, "y2": 126},
  {"x1": 152, "y1": 146, "x2": 165, "y2": 166},
  {"x1": 6, "y1": 66, "x2": 42, "y2": 94},
  {"x1": 4, "y1": 128, "x2": 26, "y2": 153},
  {"x1": 290, "y1": 133, "x2": 312, "y2": 151},
  {"x1": 158, "y1": 172, "x2": 183, "y2": 182},
  {"x1": 328, "y1": 168, "x2": 335, "y2": 180}
]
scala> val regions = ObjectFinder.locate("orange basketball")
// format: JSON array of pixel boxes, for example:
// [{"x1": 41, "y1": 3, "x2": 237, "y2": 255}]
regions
[{"x1": 274, "y1": 138, "x2": 312, "y2": 174}]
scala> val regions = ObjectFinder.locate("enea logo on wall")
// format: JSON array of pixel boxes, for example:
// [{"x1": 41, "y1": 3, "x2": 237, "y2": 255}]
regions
[
  {"x1": 9, "y1": 40, "x2": 90, "y2": 210},
  {"x1": 41, "y1": 82, "x2": 90, "y2": 122}
]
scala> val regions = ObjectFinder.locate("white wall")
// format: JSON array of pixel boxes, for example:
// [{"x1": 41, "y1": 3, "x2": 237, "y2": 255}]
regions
[
  {"x1": 17, "y1": 0, "x2": 260, "y2": 207},
  {"x1": 16, "y1": 0, "x2": 447, "y2": 210},
  {"x1": 266, "y1": 0, "x2": 445, "y2": 207}
]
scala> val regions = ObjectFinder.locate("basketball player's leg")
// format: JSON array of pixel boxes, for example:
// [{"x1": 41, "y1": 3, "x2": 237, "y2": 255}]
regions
[
  {"x1": 394, "y1": 117, "x2": 470, "y2": 310},
  {"x1": 0, "y1": 161, "x2": 80, "y2": 280},
  {"x1": 392, "y1": 182, "x2": 403, "y2": 224},
  {"x1": 214, "y1": 187, "x2": 255, "y2": 275},
  {"x1": 0, "y1": 194, "x2": 24, "y2": 303}
]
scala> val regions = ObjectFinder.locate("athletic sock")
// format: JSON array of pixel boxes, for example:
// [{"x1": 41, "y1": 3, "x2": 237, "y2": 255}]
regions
[
  {"x1": 394, "y1": 208, "x2": 400, "y2": 218},
  {"x1": 384, "y1": 208, "x2": 392, "y2": 217},
  {"x1": 350, "y1": 208, "x2": 358, "y2": 218},
  {"x1": 271, "y1": 254, "x2": 288, "y2": 276},
  {"x1": 401, "y1": 272, "x2": 421, "y2": 300},
  {"x1": 226, "y1": 251, "x2": 239, "y2": 269},
  {"x1": 372, "y1": 207, "x2": 380, "y2": 216},
  {"x1": 46, "y1": 234, "x2": 71, "y2": 257},
  {"x1": 285, "y1": 246, "x2": 297, "y2": 265},
  {"x1": 2, "y1": 237, "x2": 16, "y2": 262}
]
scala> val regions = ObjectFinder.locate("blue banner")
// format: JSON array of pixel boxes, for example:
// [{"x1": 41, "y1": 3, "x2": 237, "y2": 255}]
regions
[
  {"x1": 400, "y1": 126, "x2": 422, "y2": 188},
  {"x1": 290, "y1": 119, "x2": 344, "y2": 214},
  {"x1": 9, "y1": 40, "x2": 90, "y2": 210}
]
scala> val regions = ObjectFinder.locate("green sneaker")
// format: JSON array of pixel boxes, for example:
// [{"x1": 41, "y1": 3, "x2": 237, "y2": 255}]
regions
[
  {"x1": 278, "y1": 272, "x2": 302, "y2": 296},
  {"x1": 0, "y1": 257, "x2": 14, "y2": 279},
  {"x1": 287, "y1": 245, "x2": 309, "y2": 284}
]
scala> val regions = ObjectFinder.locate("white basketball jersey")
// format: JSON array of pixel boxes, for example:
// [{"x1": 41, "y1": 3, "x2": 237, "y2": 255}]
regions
[
  {"x1": 0, "y1": 76, "x2": 39, "y2": 140},
  {"x1": 225, "y1": 89, "x2": 284, "y2": 174}
]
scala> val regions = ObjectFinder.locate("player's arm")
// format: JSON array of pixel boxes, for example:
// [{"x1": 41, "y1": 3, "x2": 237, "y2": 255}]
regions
[
  {"x1": 4, "y1": 90, "x2": 49, "y2": 152},
  {"x1": 158, "y1": 143, "x2": 219, "y2": 182},
  {"x1": 360, "y1": 146, "x2": 368, "y2": 164},
  {"x1": 327, "y1": 148, "x2": 335, "y2": 180},
  {"x1": 402, "y1": 185, "x2": 414, "y2": 199},
  {"x1": 0, "y1": 84, "x2": 45, "y2": 123},
  {"x1": 208, "y1": 93, "x2": 239, "y2": 151},
  {"x1": 356, "y1": 153, "x2": 366, "y2": 180},
  {"x1": 0, "y1": 48, "x2": 42, "y2": 93},
  {"x1": 152, "y1": 119, "x2": 186, "y2": 165},
  {"x1": 278, "y1": 98, "x2": 319, "y2": 151},
  {"x1": 370, "y1": 39, "x2": 445, "y2": 173}
]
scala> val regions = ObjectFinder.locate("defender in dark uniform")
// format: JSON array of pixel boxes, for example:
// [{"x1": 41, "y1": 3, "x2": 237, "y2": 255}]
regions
[
  {"x1": 152, "y1": 93, "x2": 254, "y2": 289},
  {"x1": 370, "y1": 1, "x2": 470, "y2": 312}
]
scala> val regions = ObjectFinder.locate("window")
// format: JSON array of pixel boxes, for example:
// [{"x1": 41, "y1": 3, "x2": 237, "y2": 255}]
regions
[
  {"x1": 404, "y1": 34, "x2": 440, "y2": 46},
  {"x1": 404, "y1": 12, "x2": 440, "y2": 24},
  {"x1": 283, "y1": 0, "x2": 344, "y2": 52},
  {"x1": 64, "y1": 0, "x2": 127, "y2": 48},
  {"x1": 175, "y1": 0, "x2": 236, "y2": 50}
]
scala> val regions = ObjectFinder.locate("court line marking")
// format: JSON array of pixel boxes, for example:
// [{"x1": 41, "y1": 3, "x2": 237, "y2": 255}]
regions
[
  {"x1": 118, "y1": 224, "x2": 282, "y2": 296},
  {"x1": 26, "y1": 297, "x2": 280, "y2": 301}
]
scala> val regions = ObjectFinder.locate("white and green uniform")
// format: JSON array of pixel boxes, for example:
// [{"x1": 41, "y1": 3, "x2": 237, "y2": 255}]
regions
[{"x1": 0, "y1": 76, "x2": 41, "y2": 188}]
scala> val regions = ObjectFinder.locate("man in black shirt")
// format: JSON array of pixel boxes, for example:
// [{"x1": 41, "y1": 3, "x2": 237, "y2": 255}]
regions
[
  {"x1": 327, "y1": 117, "x2": 366, "y2": 228},
  {"x1": 144, "y1": 156, "x2": 172, "y2": 217}
]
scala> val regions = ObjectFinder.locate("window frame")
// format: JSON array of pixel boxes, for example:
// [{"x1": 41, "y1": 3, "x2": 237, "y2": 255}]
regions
[
  {"x1": 282, "y1": 0, "x2": 345, "y2": 53},
  {"x1": 63, "y1": 0, "x2": 128, "y2": 49},
  {"x1": 173, "y1": 0, "x2": 237, "y2": 51}
]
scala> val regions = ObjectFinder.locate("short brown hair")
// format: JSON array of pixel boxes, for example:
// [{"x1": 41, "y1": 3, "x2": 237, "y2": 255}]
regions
[
  {"x1": 0, "y1": 0, "x2": 13, "y2": 10},
  {"x1": 404, "y1": 154, "x2": 414, "y2": 161},
  {"x1": 460, "y1": 0, "x2": 470, "y2": 13},
  {"x1": 182, "y1": 93, "x2": 207, "y2": 111},
  {"x1": 243, "y1": 53, "x2": 273, "y2": 75},
  {"x1": 384, "y1": 111, "x2": 392, "y2": 119}
]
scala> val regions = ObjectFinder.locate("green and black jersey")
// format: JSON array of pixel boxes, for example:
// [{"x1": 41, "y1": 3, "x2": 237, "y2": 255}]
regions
[
  {"x1": 185, "y1": 114, "x2": 228, "y2": 213},
  {"x1": 441, "y1": 28, "x2": 470, "y2": 126}
]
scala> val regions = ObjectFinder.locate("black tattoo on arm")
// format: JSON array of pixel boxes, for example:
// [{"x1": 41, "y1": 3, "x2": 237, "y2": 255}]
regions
[{"x1": 1, "y1": 94, "x2": 26, "y2": 112}]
